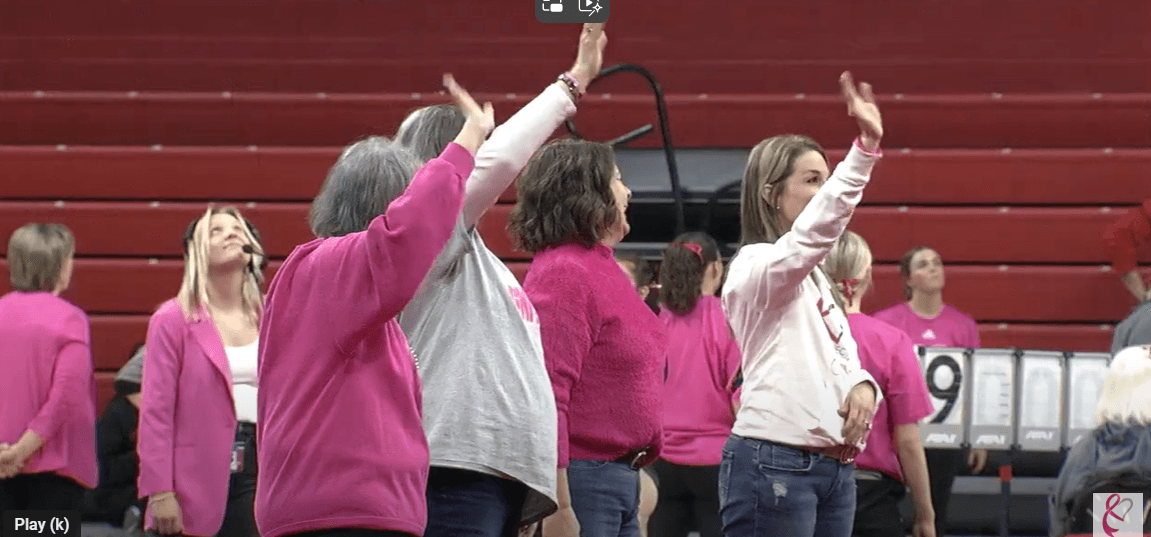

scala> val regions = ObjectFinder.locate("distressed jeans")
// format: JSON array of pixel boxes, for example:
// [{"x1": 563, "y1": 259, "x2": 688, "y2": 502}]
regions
[{"x1": 717, "y1": 435, "x2": 856, "y2": 537}]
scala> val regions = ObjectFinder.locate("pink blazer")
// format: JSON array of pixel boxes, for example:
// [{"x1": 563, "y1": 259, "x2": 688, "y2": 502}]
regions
[
  {"x1": 0, "y1": 291, "x2": 98, "y2": 488},
  {"x1": 138, "y1": 299, "x2": 237, "y2": 537}
]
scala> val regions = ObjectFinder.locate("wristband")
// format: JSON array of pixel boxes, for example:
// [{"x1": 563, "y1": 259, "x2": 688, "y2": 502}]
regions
[{"x1": 853, "y1": 137, "x2": 883, "y2": 157}]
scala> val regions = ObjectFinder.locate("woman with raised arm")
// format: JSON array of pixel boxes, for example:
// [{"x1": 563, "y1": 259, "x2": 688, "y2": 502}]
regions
[
  {"x1": 511, "y1": 137, "x2": 667, "y2": 537},
  {"x1": 824, "y1": 231, "x2": 936, "y2": 537},
  {"x1": 255, "y1": 77, "x2": 494, "y2": 537},
  {"x1": 137, "y1": 207, "x2": 267, "y2": 537},
  {"x1": 0, "y1": 224, "x2": 96, "y2": 511},
  {"x1": 394, "y1": 24, "x2": 607, "y2": 537},
  {"x1": 718, "y1": 72, "x2": 884, "y2": 537},
  {"x1": 650, "y1": 232, "x2": 739, "y2": 537},
  {"x1": 872, "y1": 245, "x2": 984, "y2": 537}
]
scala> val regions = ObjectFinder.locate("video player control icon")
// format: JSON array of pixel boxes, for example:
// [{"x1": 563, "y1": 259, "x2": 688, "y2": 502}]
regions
[{"x1": 537, "y1": 0, "x2": 609, "y2": 23}]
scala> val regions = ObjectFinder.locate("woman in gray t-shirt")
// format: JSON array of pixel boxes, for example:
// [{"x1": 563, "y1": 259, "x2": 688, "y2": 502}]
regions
[{"x1": 396, "y1": 24, "x2": 608, "y2": 537}]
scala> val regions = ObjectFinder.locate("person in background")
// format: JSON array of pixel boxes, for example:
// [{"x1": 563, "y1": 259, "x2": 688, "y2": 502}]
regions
[
  {"x1": 82, "y1": 345, "x2": 146, "y2": 528},
  {"x1": 650, "y1": 232, "x2": 738, "y2": 537},
  {"x1": 1048, "y1": 344, "x2": 1151, "y2": 536},
  {"x1": 138, "y1": 207, "x2": 266, "y2": 537},
  {"x1": 719, "y1": 72, "x2": 882, "y2": 537},
  {"x1": 513, "y1": 138, "x2": 668, "y2": 537},
  {"x1": 1103, "y1": 198, "x2": 1151, "y2": 303},
  {"x1": 615, "y1": 251, "x2": 657, "y2": 303},
  {"x1": 395, "y1": 24, "x2": 608, "y2": 537},
  {"x1": 824, "y1": 231, "x2": 935, "y2": 537},
  {"x1": 614, "y1": 251, "x2": 661, "y2": 536},
  {"x1": 0, "y1": 223, "x2": 97, "y2": 511},
  {"x1": 255, "y1": 77, "x2": 493, "y2": 537},
  {"x1": 872, "y1": 245, "x2": 986, "y2": 537}
]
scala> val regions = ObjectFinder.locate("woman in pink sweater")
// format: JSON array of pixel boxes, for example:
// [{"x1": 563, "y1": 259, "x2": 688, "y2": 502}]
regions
[
  {"x1": 651, "y1": 232, "x2": 739, "y2": 537},
  {"x1": 824, "y1": 231, "x2": 936, "y2": 537},
  {"x1": 513, "y1": 139, "x2": 668, "y2": 537},
  {"x1": 0, "y1": 223, "x2": 97, "y2": 511},
  {"x1": 254, "y1": 78, "x2": 493, "y2": 537}
]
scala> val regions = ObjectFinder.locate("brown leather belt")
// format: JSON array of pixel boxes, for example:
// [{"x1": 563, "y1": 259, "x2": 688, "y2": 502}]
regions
[{"x1": 781, "y1": 442, "x2": 857, "y2": 465}]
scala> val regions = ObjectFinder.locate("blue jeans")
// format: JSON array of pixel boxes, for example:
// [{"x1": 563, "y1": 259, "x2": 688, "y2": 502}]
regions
[
  {"x1": 568, "y1": 459, "x2": 641, "y2": 537},
  {"x1": 424, "y1": 467, "x2": 530, "y2": 537},
  {"x1": 718, "y1": 435, "x2": 857, "y2": 537}
]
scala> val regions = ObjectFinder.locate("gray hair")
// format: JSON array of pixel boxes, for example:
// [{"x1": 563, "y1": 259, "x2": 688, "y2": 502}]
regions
[
  {"x1": 7, "y1": 223, "x2": 74, "y2": 292},
  {"x1": 1095, "y1": 345, "x2": 1151, "y2": 426},
  {"x1": 309, "y1": 136, "x2": 422, "y2": 238},
  {"x1": 395, "y1": 104, "x2": 466, "y2": 163}
]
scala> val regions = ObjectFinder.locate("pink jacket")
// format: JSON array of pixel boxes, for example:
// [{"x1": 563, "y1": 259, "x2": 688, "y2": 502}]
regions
[
  {"x1": 0, "y1": 291, "x2": 97, "y2": 488},
  {"x1": 138, "y1": 299, "x2": 238, "y2": 537},
  {"x1": 256, "y1": 142, "x2": 474, "y2": 537}
]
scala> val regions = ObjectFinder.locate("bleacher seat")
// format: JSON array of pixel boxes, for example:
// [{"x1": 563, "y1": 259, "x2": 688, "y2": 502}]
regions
[{"x1": 1, "y1": 92, "x2": 1147, "y2": 149}]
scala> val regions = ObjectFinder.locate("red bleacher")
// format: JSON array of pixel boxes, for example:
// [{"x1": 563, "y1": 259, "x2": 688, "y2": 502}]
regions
[{"x1": 1, "y1": 0, "x2": 1148, "y2": 411}]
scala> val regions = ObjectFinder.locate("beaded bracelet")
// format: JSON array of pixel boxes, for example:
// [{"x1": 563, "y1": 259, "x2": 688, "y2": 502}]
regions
[{"x1": 557, "y1": 72, "x2": 582, "y2": 101}]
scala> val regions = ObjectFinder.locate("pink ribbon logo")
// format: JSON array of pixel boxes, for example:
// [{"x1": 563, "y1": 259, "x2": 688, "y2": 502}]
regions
[{"x1": 1102, "y1": 493, "x2": 1135, "y2": 537}]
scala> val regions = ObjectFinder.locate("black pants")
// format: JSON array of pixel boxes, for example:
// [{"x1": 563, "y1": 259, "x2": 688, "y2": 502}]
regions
[
  {"x1": 649, "y1": 460, "x2": 722, "y2": 537},
  {"x1": 852, "y1": 475, "x2": 906, "y2": 537},
  {"x1": 926, "y1": 448, "x2": 965, "y2": 537},
  {"x1": 0, "y1": 472, "x2": 85, "y2": 512},
  {"x1": 217, "y1": 422, "x2": 258, "y2": 537}
]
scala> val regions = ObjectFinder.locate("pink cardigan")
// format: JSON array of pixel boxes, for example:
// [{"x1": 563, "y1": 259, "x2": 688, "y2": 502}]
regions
[
  {"x1": 0, "y1": 291, "x2": 97, "y2": 488},
  {"x1": 255, "y1": 143, "x2": 474, "y2": 537},
  {"x1": 137, "y1": 299, "x2": 238, "y2": 537},
  {"x1": 524, "y1": 242, "x2": 667, "y2": 466}
]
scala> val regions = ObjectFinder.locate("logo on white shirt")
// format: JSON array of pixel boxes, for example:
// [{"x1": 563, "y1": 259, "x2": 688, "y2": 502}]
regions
[{"x1": 922, "y1": 328, "x2": 937, "y2": 341}]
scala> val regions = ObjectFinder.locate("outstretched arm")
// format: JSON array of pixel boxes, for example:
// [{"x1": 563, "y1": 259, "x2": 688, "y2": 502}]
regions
[{"x1": 463, "y1": 23, "x2": 607, "y2": 227}]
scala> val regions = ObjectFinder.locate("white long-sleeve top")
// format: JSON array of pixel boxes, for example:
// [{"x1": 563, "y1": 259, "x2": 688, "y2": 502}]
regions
[{"x1": 722, "y1": 143, "x2": 884, "y2": 449}]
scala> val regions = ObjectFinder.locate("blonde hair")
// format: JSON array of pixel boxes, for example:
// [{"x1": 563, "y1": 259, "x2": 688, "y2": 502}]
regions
[
  {"x1": 824, "y1": 230, "x2": 873, "y2": 303},
  {"x1": 177, "y1": 207, "x2": 264, "y2": 323},
  {"x1": 738, "y1": 134, "x2": 844, "y2": 309},
  {"x1": 1094, "y1": 345, "x2": 1151, "y2": 426},
  {"x1": 7, "y1": 223, "x2": 75, "y2": 292}
]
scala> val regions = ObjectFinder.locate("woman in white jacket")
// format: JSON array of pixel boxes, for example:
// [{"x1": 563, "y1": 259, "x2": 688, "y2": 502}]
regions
[{"x1": 718, "y1": 72, "x2": 884, "y2": 537}]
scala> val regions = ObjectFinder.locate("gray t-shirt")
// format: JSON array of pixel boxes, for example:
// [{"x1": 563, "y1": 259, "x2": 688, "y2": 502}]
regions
[
  {"x1": 1112, "y1": 301, "x2": 1151, "y2": 354},
  {"x1": 399, "y1": 222, "x2": 558, "y2": 523}
]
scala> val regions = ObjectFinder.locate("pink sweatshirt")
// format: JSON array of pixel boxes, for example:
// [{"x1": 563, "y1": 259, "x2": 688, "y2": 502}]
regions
[
  {"x1": 255, "y1": 143, "x2": 474, "y2": 537},
  {"x1": 0, "y1": 292, "x2": 97, "y2": 488},
  {"x1": 525, "y1": 242, "x2": 667, "y2": 466},
  {"x1": 848, "y1": 313, "x2": 934, "y2": 481},
  {"x1": 872, "y1": 302, "x2": 980, "y2": 348},
  {"x1": 658, "y1": 296, "x2": 740, "y2": 466}
]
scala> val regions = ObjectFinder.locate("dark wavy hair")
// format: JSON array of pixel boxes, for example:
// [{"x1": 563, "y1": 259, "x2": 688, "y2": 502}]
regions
[
  {"x1": 660, "y1": 232, "x2": 721, "y2": 315},
  {"x1": 508, "y1": 139, "x2": 620, "y2": 253}
]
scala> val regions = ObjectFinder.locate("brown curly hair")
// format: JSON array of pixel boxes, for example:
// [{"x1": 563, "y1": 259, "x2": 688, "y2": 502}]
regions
[{"x1": 508, "y1": 139, "x2": 621, "y2": 253}]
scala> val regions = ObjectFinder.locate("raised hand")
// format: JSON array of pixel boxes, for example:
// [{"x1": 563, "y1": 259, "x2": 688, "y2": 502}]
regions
[
  {"x1": 569, "y1": 22, "x2": 609, "y2": 92},
  {"x1": 444, "y1": 74, "x2": 496, "y2": 155},
  {"x1": 839, "y1": 71, "x2": 883, "y2": 150}
]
